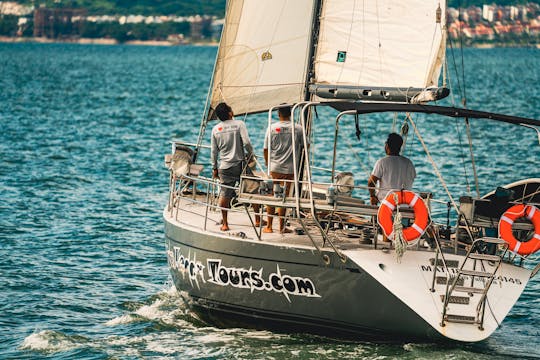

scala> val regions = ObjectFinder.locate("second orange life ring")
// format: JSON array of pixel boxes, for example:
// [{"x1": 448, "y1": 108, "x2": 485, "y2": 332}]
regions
[
  {"x1": 377, "y1": 190, "x2": 430, "y2": 242},
  {"x1": 498, "y1": 204, "x2": 540, "y2": 256}
]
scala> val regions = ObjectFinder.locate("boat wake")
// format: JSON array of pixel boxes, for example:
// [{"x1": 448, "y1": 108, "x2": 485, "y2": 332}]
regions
[
  {"x1": 104, "y1": 282, "x2": 203, "y2": 329},
  {"x1": 20, "y1": 329, "x2": 89, "y2": 353},
  {"x1": 19, "y1": 283, "x2": 531, "y2": 358}
]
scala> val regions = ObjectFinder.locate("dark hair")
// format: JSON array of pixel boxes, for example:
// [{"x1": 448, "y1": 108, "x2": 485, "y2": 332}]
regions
[
  {"x1": 215, "y1": 102, "x2": 232, "y2": 121},
  {"x1": 386, "y1": 133, "x2": 403, "y2": 154},
  {"x1": 278, "y1": 105, "x2": 291, "y2": 118}
]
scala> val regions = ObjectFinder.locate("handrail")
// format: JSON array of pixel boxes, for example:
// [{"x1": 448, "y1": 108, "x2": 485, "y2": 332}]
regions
[
  {"x1": 291, "y1": 101, "x2": 311, "y2": 217},
  {"x1": 332, "y1": 110, "x2": 356, "y2": 181}
]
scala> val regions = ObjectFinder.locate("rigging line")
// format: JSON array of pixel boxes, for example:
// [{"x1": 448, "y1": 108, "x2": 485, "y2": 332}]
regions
[
  {"x1": 458, "y1": 1, "x2": 467, "y2": 105},
  {"x1": 465, "y1": 118, "x2": 480, "y2": 197},
  {"x1": 391, "y1": 112, "x2": 398, "y2": 133},
  {"x1": 359, "y1": 114, "x2": 372, "y2": 173},
  {"x1": 408, "y1": 116, "x2": 460, "y2": 213},
  {"x1": 448, "y1": 36, "x2": 463, "y2": 101},
  {"x1": 450, "y1": 3, "x2": 477, "y2": 195},
  {"x1": 341, "y1": 125, "x2": 371, "y2": 178},
  {"x1": 401, "y1": 114, "x2": 411, "y2": 153},
  {"x1": 446, "y1": 25, "x2": 472, "y2": 195},
  {"x1": 447, "y1": 3, "x2": 464, "y2": 100},
  {"x1": 454, "y1": 117, "x2": 472, "y2": 194}
]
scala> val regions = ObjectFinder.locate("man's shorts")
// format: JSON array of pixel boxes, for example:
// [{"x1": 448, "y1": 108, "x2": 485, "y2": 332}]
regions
[
  {"x1": 218, "y1": 163, "x2": 243, "y2": 198},
  {"x1": 270, "y1": 171, "x2": 294, "y2": 195}
]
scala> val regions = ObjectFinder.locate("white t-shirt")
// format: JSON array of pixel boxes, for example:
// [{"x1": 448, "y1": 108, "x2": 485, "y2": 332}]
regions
[
  {"x1": 211, "y1": 119, "x2": 252, "y2": 170},
  {"x1": 263, "y1": 121, "x2": 303, "y2": 174},
  {"x1": 372, "y1": 155, "x2": 416, "y2": 201}
]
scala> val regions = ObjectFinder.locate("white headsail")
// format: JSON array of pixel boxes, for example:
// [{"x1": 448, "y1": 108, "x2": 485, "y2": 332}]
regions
[{"x1": 210, "y1": 0, "x2": 316, "y2": 116}]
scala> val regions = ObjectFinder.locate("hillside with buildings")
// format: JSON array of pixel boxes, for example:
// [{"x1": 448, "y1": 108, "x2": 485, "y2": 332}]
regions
[{"x1": 1, "y1": 1, "x2": 539, "y2": 46}]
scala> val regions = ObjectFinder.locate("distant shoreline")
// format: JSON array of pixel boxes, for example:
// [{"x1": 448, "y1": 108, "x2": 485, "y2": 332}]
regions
[
  {"x1": 0, "y1": 36, "x2": 537, "y2": 48},
  {"x1": 0, "y1": 36, "x2": 218, "y2": 46}
]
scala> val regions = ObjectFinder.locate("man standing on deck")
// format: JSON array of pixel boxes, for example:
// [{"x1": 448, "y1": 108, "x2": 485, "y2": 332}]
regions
[
  {"x1": 263, "y1": 105, "x2": 304, "y2": 234},
  {"x1": 211, "y1": 102, "x2": 261, "y2": 231},
  {"x1": 367, "y1": 133, "x2": 416, "y2": 205}
]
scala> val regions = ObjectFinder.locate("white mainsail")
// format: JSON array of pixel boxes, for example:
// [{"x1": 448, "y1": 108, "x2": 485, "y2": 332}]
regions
[
  {"x1": 210, "y1": 0, "x2": 316, "y2": 116},
  {"x1": 314, "y1": 0, "x2": 446, "y2": 89}
]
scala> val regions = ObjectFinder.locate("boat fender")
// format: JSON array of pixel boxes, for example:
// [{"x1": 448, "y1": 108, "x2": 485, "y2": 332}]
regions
[
  {"x1": 377, "y1": 190, "x2": 430, "y2": 242},
  {"x1": 498, "y1": 204, "x2": 540, "y2": 256}
]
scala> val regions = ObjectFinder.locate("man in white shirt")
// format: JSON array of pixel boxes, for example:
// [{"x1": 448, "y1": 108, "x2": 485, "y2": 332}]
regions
[
  {"x1": 211, "y1": 102, "x2": 257, "y2": 231},
  {"x1": 368, "y1": 133, "x2": 416, "y2": 205},
  {"x1": 263, "y1": 105, "x2": 303, "y2": 234}
]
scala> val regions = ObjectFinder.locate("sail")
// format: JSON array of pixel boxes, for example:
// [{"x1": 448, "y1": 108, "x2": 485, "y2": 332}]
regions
[
  {"x1": 210, "y1": 0, "x2": 316, "y2": 116},
  {"x1": 313, "y1": 0, "x2": 446, "y2": 91}
]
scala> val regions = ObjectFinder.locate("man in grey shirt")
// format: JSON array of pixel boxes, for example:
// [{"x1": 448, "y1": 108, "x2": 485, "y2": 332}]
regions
[
  {"x1": 211, "y1": 102, "x2": 258, "y2": 231},
  {"x1": 367, "y1": 133, "x2": 416, "y2": 205},
  {"x1": 263, "y1": 105, "x2": 303, "y2": 234}
]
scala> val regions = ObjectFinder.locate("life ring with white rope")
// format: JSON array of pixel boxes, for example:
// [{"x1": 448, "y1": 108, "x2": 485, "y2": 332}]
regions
[
  {"x1": 498, "y1": 204, "x2": 540, "y2": 256},
  {"x1": 377, "y1": 190, "x2": 429, "y2": 242}
]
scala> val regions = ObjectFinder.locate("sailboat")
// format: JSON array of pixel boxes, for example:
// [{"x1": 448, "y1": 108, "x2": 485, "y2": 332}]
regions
[{"x1": 163, "y1": 0, "x2": 540, "y2": 342}]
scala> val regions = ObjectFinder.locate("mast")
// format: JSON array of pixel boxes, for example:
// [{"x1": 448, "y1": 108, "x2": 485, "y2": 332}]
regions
[{"x1": 303, "y1": 0, "x2": 323, "y2": 102}]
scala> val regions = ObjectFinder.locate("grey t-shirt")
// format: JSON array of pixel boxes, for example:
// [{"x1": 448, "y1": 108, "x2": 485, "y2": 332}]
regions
[
  {"x1": 211, "y1": 119, "x2": 253, "y2": 170},
  {"x1": 264, "y1": 121, "x2": 303, "y2": 174},
  {"x1": 372, "y1": 155, "x2": 416, "y2": 201}
]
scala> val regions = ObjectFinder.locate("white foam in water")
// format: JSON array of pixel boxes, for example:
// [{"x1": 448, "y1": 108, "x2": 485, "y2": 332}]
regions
[
  {"x1": 104, "y1": 285, "x2": 191, "y2": 330},
  {"x1": 135, "y1": 299, "x2": 166, "y2": 320},
  {"x1": 105, "y1": 314, "x2": 136, "y2": 326},
  {"x1": 197, "y1": 333, "x2": 236, "y2": 344},
  {"x1": 242, "y1": 330, "x2": 284, "y2": 340},
  {"x1": 20, "y1": 330, "x2": 81, "y2": 353},
  {"x1": 163, "y1": 282, "x2": 178, "y2": 296},
  {"x1": 105, "y1": 335, "x2": 143, "y2": 347},
  {"x1": 145, "y1": 336, "x2": 179, "y2": 355}
]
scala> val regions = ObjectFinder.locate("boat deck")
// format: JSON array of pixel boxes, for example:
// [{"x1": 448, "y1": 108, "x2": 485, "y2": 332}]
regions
[{"x1": 166, "y1": 192, "x2": 434, "y2": 252}]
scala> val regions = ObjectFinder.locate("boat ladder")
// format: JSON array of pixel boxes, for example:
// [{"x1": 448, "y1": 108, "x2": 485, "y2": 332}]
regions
[{"x1": 440, "y1": 237, "x2": 508, "y2": 330}]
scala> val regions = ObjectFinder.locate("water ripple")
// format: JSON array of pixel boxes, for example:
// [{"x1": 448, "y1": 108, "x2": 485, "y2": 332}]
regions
[{"x1": 1, "y1": 43, "x2": 539, "y2": 358}]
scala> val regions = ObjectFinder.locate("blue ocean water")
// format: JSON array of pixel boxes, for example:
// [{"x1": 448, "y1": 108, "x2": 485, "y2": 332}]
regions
[{"x1": 1, "y1": 42, "x2": 539, "y2": 359}]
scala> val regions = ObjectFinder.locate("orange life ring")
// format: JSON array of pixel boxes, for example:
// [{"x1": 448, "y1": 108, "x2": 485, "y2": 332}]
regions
[
  {"x1": 498, "y1": 204, "x2": 540, "y2": 256},
  {"x1": 377, "y1": 190, "x2": 430, "y2": 242}
]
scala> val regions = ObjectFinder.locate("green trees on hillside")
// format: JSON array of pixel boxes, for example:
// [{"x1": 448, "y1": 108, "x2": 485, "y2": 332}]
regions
[
  {"x1": 17, "y1": 0, "x2": 227, "y2": 16},
  {"x1": 79, "y1": 21, "x2": 190, "y2": 42},
  {"x1": 15, "y1": 0, "x2": 540, "y2": 16}
]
